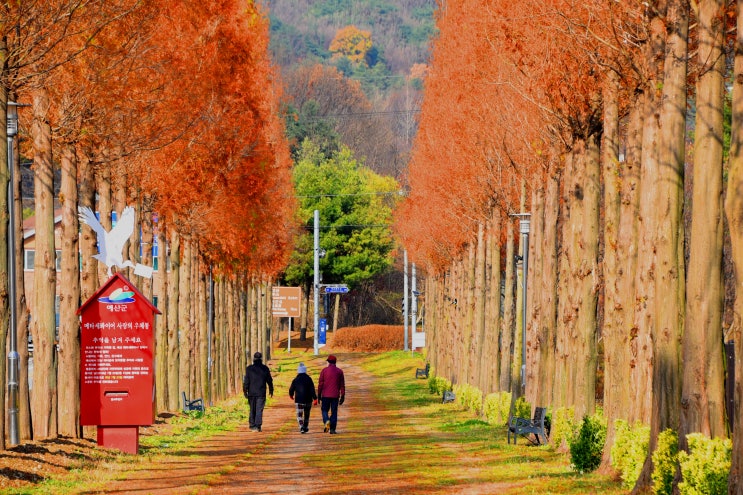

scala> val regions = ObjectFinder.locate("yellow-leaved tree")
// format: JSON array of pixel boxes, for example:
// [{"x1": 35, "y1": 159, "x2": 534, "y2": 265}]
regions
[{"x1": 329, "y1": 25, "x2": 372, "y2": 64}]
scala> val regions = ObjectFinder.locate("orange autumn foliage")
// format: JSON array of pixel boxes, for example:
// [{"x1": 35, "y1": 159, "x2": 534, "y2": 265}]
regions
[{"x1": 395, "y1": 0, "x2": 617, "y2": 273}]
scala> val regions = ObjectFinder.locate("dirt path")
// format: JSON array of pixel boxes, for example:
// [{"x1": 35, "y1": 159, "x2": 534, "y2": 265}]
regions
[{"x1": 79, "y1": 355, "x2": 420, "y2": 495}]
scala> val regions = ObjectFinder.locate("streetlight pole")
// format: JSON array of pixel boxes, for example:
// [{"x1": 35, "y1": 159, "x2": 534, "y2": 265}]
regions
[
  {"x1": 517, "y1": 215, "x2": 530, "y2": 392},
  {"x1": 313, "y1": 210, "x2": 320, "y2": 356},
  {"x1": 7, "y1": 101, "x2": 22, "y2": 446}
]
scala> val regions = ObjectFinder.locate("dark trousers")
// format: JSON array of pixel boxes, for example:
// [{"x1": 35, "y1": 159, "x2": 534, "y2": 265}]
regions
[
  {"x1": 321, "y1": 397, "x2": 339, "y2": 431},
  {"x1": 296, "y1": 403, "x2": 312, "y2": 430},
  {"x1": 248, "y1": 396, "x2": 266, "y2": 428}
]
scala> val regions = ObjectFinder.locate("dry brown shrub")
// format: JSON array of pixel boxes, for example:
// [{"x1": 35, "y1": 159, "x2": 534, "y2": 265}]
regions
[{"x1": 331, "y1": 325, "x2": 404, "y2": 352}]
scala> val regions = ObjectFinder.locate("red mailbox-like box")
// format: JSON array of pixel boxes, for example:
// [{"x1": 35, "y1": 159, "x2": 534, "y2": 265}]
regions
[{"x1": 79, "y1": 273, "x2": 160, "y2": 453}]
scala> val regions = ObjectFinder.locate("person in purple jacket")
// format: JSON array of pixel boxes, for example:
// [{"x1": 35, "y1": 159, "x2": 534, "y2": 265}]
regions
[{"x1": 317, "y1": 355, "x2": 345, "y2": 434}]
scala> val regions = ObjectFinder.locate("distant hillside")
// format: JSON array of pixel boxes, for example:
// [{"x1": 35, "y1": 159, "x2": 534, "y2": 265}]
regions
[
  {"x1": 264, "y1": 0, "x2": 437, "y2": 178},
  {"x1": 266, "y1": 0, "x2": 436, "y2": 77}
]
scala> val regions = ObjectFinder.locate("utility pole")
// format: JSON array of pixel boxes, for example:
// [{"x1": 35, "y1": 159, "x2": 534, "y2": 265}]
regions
[{"x1": 313, "y1": 210, "x2": 320, "y2": 356}]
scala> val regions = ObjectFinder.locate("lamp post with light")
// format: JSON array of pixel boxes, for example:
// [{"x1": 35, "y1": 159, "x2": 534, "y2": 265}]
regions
[{"x1": 7, "y1": 100, "x2": 25, "y2": 446}]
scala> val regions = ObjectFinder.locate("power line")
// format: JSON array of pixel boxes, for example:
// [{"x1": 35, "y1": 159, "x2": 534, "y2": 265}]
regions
[{"x1": 298, "y1": 109, "x2": 420, "y2": 121}]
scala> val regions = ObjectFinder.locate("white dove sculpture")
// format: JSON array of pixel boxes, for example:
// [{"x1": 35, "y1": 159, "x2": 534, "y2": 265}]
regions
[{"x1": 78, "y1": 206, "x2": 136, "y2": 277}]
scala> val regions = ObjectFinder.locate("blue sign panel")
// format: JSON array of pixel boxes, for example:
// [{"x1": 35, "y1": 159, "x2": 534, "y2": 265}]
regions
[
  {"x1": 324, "y1": 286, "x2": 349, "y2": 294},
  {"x1": 318, "y1": 318, "x2": 327, "y2": 344}
]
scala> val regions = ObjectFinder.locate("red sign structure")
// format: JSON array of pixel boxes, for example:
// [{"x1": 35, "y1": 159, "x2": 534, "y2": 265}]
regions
[{"x1": 78, "y1": 273, "x2": 161, "y2": 454}]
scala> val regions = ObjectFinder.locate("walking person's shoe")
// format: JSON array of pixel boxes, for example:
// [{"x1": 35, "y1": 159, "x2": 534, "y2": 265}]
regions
[
  {"x1": 329, "y1": 429, "x2": 337, "y2": 434},
  {"x1": 324, "y1": 421, "x2": 330, "y2": 433}
]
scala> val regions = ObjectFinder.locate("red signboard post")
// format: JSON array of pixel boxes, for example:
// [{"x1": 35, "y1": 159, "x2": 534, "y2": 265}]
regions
[{"x1": 78, "y1": 273, "x2": 160, "y2": 454}]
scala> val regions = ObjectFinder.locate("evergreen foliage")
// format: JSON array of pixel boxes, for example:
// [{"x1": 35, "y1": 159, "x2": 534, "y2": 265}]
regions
[
  {"x1": 568, "y1": 411, "x2": 607, "y2": 473},
  {"x1": 483, "y1": 392, "x2": 512, "y2": 426},
  {"x1": 284, "y1": 140, "x2": 400, "y2": 291},
  {"x1": 428, "y1": 375, "x2": 451, "y2": 395},
  {"x1": 549, "y1": 407, "x2": 577, "y2": 449},
  {"x1": 453, "y1": 383, "x2": 482, "y2": 415},
  {"x1": 677, "y1": 433, "x2": 732, "y2": 495},
  {"x1": 610, "y1": 420, "x2": 650, "y2": 489},
  {"x1": 651, "y1": 429, "x2": 679, "y2": 495}
]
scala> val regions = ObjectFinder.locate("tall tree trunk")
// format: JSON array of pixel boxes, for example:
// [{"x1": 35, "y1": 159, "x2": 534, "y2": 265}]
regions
[
  {"x1": 166, "y1": 229, "x2": 180, "y2": 411},
  {"x1": 30, "y1": 87, "x2": 57, "y2": 439},
  {"x1": 332, "y1": 293, "x2": 340, "y2": 334},
  {"x1": 602, "y1": 72, "x2": 640, "y2": 467},
  {"x1": 214, "y1": 277, "x2": 223, "y2": 401},
  {"x1": 450, "y1": 257, "x2": 463, "y2": 384},
  {"x1": 111, "y1": 160, "x2": 130, "y2": 279},
  {"x1": 725, "y1": 1, "x2": 743, "y2": 492},
  {"x1": 526, "y1": 187, "x2": 544, "y2": 409},
  {"x1": 95, "y1": 162, "x2": 111, "y2": 285},
  {"x1": 57, "y1": 142, "x2": 81, "y2": 438},
  {"x1": 631, "y1": 8, "x2": 667, "y2": 426},
  {"x1": 154, "y1": 225, "x2": 168, "y2": 412},
  {"x1": 487, "y1": 211, "x2": 503, "y2": 393},
  {"x1": 681, "y1": 0, "x2": 727, "y2": 444},
  {"x1": 250, "y1": 282, "x2": 259, "y2": 363},
  {"x1": 78, "y1": 151, "x2": 97, "y2": 301},
  {"x1": 559, "y1": 138, "x2": 600, "y2": 419},
  {"x1": 139, "y1": 193, "x2": 155, "y2": 299},
  {"x1": 555, "y1": 153, "x2": 572, "y2": 411},
  {"x1": 504, "y1": 221, "x2": 518, "y2": 400},
  {"x1": 16, "y1": 136, "x2": 31, "y2": 441},
  {"x1": 539, "y1": 170, "x2": 560, "y2": 409},
  {"x1": 462, "y1": 240, "x2": 476, "y2": 384},
  {"x1": 191, "y1": 250, "x2": 201, "y2": 397},
  {"x1": 635, "y1": 0, "x2": 688, "y2": 490},
  {"x1": 198, "y1": 269, "x2": 209, "y2": 402},
  {"x1": 474, "y1": 222, "x2": 487, "y2": 390},
  {"x1": 577, "y1": 135, "x2": 600, "y2": 418},
  {"x1": 178, "y1": 237, "x2": 192, "y2": 402}
]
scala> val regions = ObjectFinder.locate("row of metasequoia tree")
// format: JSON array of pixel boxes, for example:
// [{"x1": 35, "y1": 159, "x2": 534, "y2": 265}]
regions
[
  {"x1": 395, "y1": 0, "x2": 743, "y2": 492},
  {"x1": 0, "y1": 1, "x2": 296, "y2": 447}
]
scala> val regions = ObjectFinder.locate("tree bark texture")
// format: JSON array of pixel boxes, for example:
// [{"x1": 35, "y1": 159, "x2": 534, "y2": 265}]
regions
[
  {"x1": 681, "y1": 0, "x2": 727, "y2": 444},
  {"x1": 166, "y1": 230, "x2": 180, "y2": 411},
  {"x1": 30, "y1": 87, "x2": 58, "y2": 439},
  {"x1": 57, "y1": 143, "x2": 81, "y2": 438},
  {"x1": 726, "y1": 1, "x2": 743, "y2": 491}
]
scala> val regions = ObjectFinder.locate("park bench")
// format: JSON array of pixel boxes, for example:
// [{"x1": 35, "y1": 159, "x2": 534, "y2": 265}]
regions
[
  {"x1": 507, "y1": 406, "x2": 549, "y2": 445},
  {"x1": 415, "y1": 363, "x2": 430, "y2": 379},
  {"x1": 442, "y1": 390, "x2": 456, "y2": 403},
  {"x1": 182, "y1": 391, "x2": 205, "y2": 414}
]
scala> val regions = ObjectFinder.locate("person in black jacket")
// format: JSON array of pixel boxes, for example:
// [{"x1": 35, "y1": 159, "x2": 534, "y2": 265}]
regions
[
  {"x1": 289, "y1": 362, "x2": 317, "y2": 433},
  {"x1": 242, "y1": 352, "x2": 273, "y2": 432}
]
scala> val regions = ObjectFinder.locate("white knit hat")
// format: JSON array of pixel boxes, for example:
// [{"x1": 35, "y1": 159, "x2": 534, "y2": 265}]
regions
[{"x1": 297, "y1": 363, "x2": 307, "y2": 374}]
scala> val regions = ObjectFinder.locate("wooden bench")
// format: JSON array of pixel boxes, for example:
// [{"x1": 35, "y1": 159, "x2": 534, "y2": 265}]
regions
[
  {"x1": 507, "y1": 406, "x2": 549, "y2": 445},
  {"x1": 415, "y1": 363, "x2": 430, "y2": 379},
  {"x1": 182, "y1": 391, "x2": 205, "y2": 414}
]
